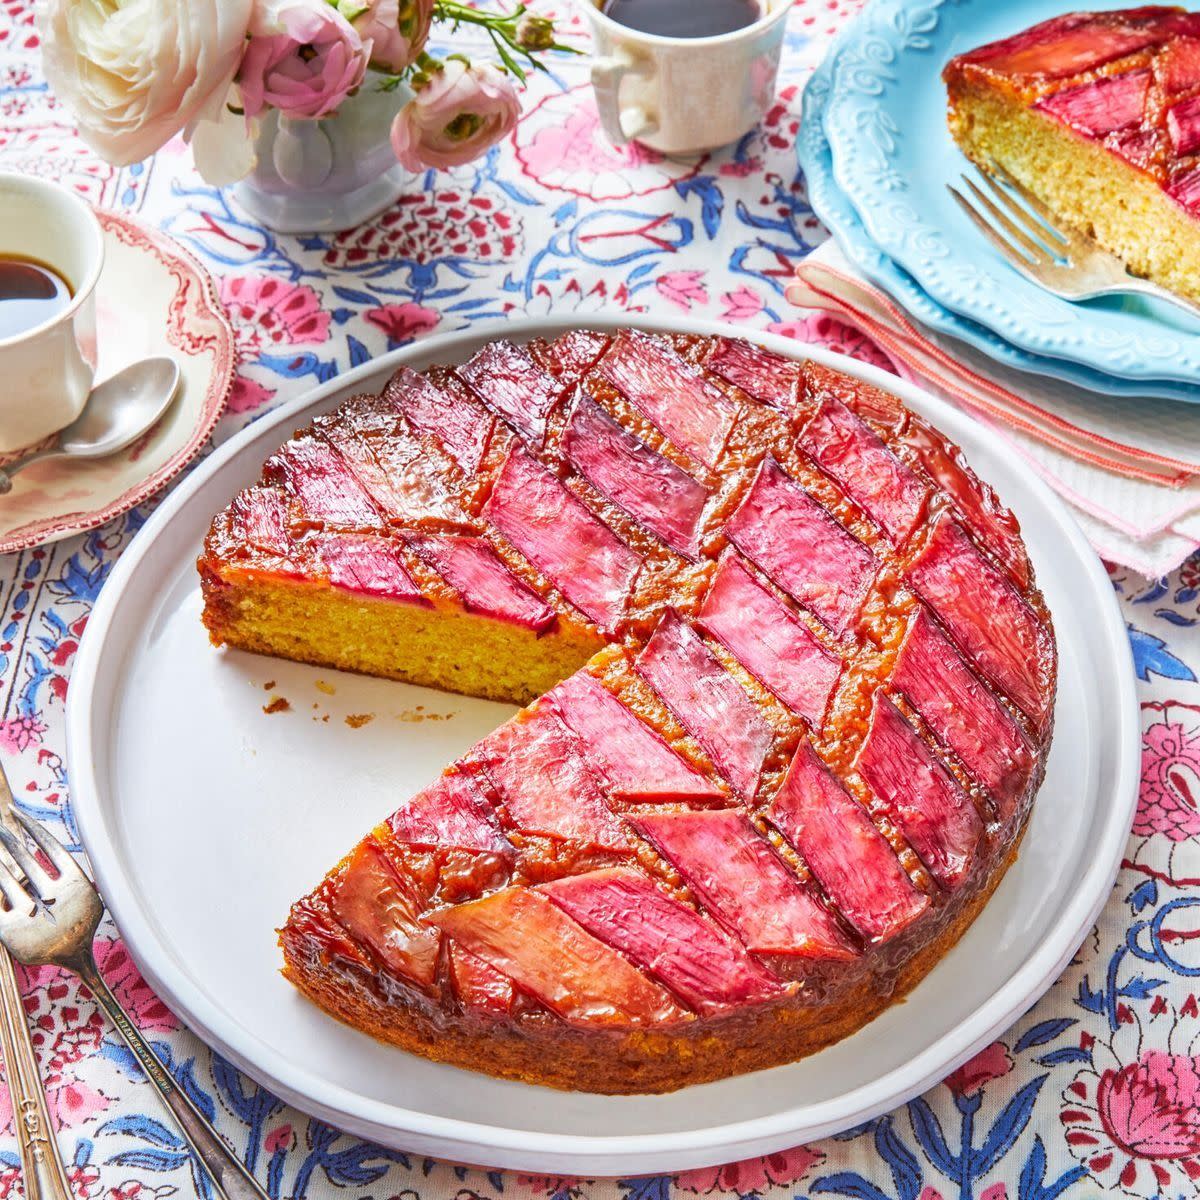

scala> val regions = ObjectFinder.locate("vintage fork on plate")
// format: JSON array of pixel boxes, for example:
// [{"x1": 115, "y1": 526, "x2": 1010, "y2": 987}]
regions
[
  {"x1": 0, "y1": 767, "x2": 72, "y2": 1200},
  {"x1": 0, "y1": 809, "x2": 271, "y2": 1200},
  {"x1": 948, "y1": 162, "x2": 1200, "y2": 319}
]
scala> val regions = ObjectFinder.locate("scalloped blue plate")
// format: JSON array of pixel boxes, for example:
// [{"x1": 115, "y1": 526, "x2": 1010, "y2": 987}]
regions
[
  {"x1": 799, "y1": 43, "x2": 1200, "y2": 402},
  {"x1": 823, "y1": 0, "x2": 1200, "y2": 385}
]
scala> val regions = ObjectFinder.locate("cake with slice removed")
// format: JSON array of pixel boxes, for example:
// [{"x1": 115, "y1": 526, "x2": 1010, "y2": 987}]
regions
[
  {"x1": 199, "y1": 328, "x2": 1057, "y2": 1093},
  {"x1": 943, "y1": 6, "x2": 1200, "y2": 302}
]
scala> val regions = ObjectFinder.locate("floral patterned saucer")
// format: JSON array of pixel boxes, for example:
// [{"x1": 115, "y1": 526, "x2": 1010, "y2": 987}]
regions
[{"x1": 0, "y1": 209, "x2": 235, "y2": 554}]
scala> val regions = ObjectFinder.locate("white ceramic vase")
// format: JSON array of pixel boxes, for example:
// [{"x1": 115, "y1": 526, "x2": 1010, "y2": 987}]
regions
[{"x1": 232, "y1": 87, "x2": 415, "y2": 234}]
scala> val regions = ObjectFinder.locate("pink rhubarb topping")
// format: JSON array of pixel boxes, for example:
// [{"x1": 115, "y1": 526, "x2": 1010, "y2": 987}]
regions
[
  {"x1": 232, "y1": 486, "x2": 291, "y2": 556},
  {"x1": 1036, "y1": 69, "x2": 1151, "y2": 137},
  {"x1": 696, "y1": 552, "x2": 841, "y2": 727},
  {"x1": 382, "y1": 366, "x2": 492, "y2": 476},
  {"x1": 546, "y1": 671, "x2": 723, "y2": 803},
  {"x1": 801, "y1": 396, "x2": 929, "y2": 545},
  {"x1": 457, "y1": 340, "x2": 561, "y2": 448},
  {"x1": 483, "y1": 446, "x2": 642, "y2": 633},
  {"x1": 893, "y1": 608, "x2": 1034, "y2": 819},
  {"x1": 564, "y1": 394, "x2": 709, "y2": 558},
  {"x1": 406, "y1": 533, "x2": 556, "y2": 632},
  {"x1": 908, "y1": 516, "x2": 1053, "y2": 730},
  {"x1": 267, "y1": 435, "x2": 380, "y2": 528},
  {"x1": 725, "y1": 455, "x2": 876, "y2": 634},
  {"x1": 957, "y1": 10, "x2": 1176, "y2": 80},
  {"x1": 634, "y1": 809, "x2": 856, "y2": 959},
  {"x1": 635, "y1": 609, "x2": 773, "y2": 800},
  {"x1": 389, "y1": 771, "x2": 514, "y2": 857},
  {"x1": 447, "y1": 944, "x2": 514, "y2": 1015},
  {"x1": 768, "y1": 740, "x2": 929, "y2": 941},
  {"x1": 329, "y1": 839, "x2": 439, "y2": 986},
  {"x1": 704, "y1": 337, "x2": 801, "y2": 410},
  {"x1": 312, "y1": 532, "x2": 427, "y2": 603},
  {"x1": 541, "y1": 868, "x2": 786, "y2": 1014},
  {"x1": 474, "y1": 707, "x2": 629, "y2": 851},
  {"x1": 855, "y1": 692, "x2": 982, "y2": 891},
  {"x1": 597, "y1": 330, "x2": 739, "y2": 469},
  {"x1": 428, "y1": 887, "x2": 688, "y2": 1027}
]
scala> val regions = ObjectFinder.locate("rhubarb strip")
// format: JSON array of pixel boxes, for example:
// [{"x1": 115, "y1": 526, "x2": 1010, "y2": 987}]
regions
[
  {"x1": 406, "y1": 533, "x2": 556, "y2": 632},
  {"x1": 457, "y1": 340, "x2": 560, "y2": 447},
  {"x1": 635, "y1": 609, "x2": 772, "y2": 800},
  {"x1": 704, "y1": 337, "x2": 801, "y2": 410},
  {"x1": 329, "y1": 839, "x2": 439, "y2": 986},
  {"x1": 541, "y1": 868, "x2": 786, "y2": 1014},
  {"x1": 564, "y1": 394, "x2": 709, "y2": 558},
  {"x1": 547, "y1": 671, "x2": 723, "y2": 803},
  {"x1": 893, "y1": 607, "x2": 1034, "y2": 818},
  {"x1": 388, "y1": 771, "x2": 513, "y2": 857},
  {"x1": 801, "y1": 396, "x2": 929, "y2": 545},
  {"x1": 697, "y1": 553, "x2": 840, "y2": 727},
  {"x1": 382, "y1": 365, "x2": 492, "y2": 476},
  {"x1": 474, "y1": 708, "x2": 629, "y2": 851},
  {"x1": 312, "y1": 533, "x2": 427, "y2": 603},
  {"x1": 634, "y1": 809, "x2": 855, "y2": 959},
  {"x1": 597, "y1": 330, "x2": 738, "y2": 469},
  {"x1": 267, "y1": 435, "x2": 380, "y2": 528},
  {"x1": 855, "y1": 692, "x2": 982, "y2": 890},
  {"x1": 768, "y1": 740, "x2": 928, "y2": 941},
  {"x1": 484, "y1": 446, "x2": 642, "y2": 633},
  {"x1": 908, "y1": 516, "x2": 1052, "y2": 730},
  {"x1": 725, "y1": 455, "x2": 876, "y2": 634},
  {"x1": 429, "y1": 888, "x2": 688, "y2": 1027}
]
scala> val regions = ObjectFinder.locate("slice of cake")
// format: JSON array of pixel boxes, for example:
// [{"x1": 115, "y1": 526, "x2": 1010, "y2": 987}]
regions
[
  {"x1": 944, "y1": 7, "x2": 1200, "y2": 302},
  {"x1": 199, "y1": 329, "x2": 1057, "y2": 1093}
]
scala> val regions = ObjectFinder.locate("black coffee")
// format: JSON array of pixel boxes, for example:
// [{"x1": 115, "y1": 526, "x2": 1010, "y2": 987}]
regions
[
  {"x1": 0, "y1": 255, "x2": 71, "y2": 340},
  {"x1": 600, "y1": 0, "x2": 761, "y2": 38}
]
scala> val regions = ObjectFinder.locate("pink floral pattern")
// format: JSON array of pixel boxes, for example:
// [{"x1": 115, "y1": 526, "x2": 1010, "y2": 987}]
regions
[
  {"x1": 221, "y1": 275, "x2": 331, "y2": 354},
  {"x1": 1136, "y1": 717, "x2": 1200, "y2": 840},
  {"x1": 514, "y1": 86, "x2": 702, "y2": 200},
  {"x1": 675, "y1": 1146, "x2": 823, "y2": 1194}
]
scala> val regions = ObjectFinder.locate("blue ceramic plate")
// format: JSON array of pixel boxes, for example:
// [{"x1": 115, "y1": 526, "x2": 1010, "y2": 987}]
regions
[
  {"x1": 823, "y1": 0, "x2": 1200, "y2": 385},
  {"x1": 799, "y1": 44, "x2": 1200, "y2": 403}
]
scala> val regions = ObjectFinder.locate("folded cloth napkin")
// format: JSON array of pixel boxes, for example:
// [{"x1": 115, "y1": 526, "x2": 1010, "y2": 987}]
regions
[{"x1": 788, "y1": 240, "x2": 1200, "y2": 578}]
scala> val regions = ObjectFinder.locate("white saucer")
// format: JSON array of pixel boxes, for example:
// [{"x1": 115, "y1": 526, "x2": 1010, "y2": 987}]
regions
[{"x1": 0, "y1": 209, "x2": 235, "y2": 554}]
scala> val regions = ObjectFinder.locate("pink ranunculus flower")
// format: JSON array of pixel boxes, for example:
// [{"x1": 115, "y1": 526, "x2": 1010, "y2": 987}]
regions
[
  {"x1": 339, "y1": 0, "x2": 434, "y2": 73},
  {"x1": 391, "y1": 60, "x2": 520, "y2": 171},
  {"x1": 239, "y1": 0, "x2": 368, "y2": 121}
]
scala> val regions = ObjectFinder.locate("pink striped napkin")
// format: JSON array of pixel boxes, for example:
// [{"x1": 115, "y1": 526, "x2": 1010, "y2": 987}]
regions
[{"x1": 787, "y1": 241, "x2": 1200, "y2": 577}]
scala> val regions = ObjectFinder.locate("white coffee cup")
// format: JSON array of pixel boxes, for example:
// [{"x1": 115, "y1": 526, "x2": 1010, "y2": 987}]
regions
[
  {"x1": 0, "y1": 173, "x2": 104, "y2": 454},
  {"x1": 585, "y1": 0, "x2": 791, "y2": 156}
]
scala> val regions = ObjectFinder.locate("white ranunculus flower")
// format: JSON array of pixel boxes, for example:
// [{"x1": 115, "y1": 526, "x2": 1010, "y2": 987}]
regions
[{"x1": 38, "y1": 0, "x2": 254, "y2": 166}]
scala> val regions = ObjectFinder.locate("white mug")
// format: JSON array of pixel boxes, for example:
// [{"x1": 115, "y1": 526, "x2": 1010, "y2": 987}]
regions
[
  {"x1": 584, "y1": 0, "x2": 791, "y2": 156},
  {"x1": 0, "y1": 173, "x2": 103, "y2": 454}
]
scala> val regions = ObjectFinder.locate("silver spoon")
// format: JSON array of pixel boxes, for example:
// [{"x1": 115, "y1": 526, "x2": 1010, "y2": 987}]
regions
[{"x1": 0, "y1": 357, "x2": 180, "y2": 495}]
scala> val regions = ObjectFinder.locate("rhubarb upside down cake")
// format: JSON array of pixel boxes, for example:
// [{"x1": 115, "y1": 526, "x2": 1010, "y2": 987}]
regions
[
  {"x1": 944, "y1": 6, "x2": 1200, "y2": 302},
  {"x1": 198, "y1": 328, "x2": 1058, "y2": 1093}
]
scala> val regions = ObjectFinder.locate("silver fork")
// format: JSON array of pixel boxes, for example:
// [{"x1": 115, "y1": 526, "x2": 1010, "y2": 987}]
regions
[
  {"x1": 0, "y1": 810, "x2": 270, "y2": 1200},
  {"x1": 0, "y1": 767, "x2": 72, "y2": 1200},
  {"x1": 948, "y1": 162, "x2": 1200, "y2": 319}
]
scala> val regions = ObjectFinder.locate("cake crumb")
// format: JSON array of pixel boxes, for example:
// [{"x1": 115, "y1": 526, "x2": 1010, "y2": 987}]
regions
[
  {"x1": 263, "y1": 696, "x2": 291, "y2": 715},
  {"x1": 345, "y1": 713, "x2": 375, "y2": 729},
  {"x1": 315, "y1": 679, "x2": 336, "y2": 695},
  {"x1": 264, "y1": 680, "x2": 276, "y2": 691}
]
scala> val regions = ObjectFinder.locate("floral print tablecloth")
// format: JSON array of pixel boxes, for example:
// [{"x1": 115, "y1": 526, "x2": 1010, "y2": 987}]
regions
[{"x1": 2, "y1": 1, "x2": 1200, "y2": 1198}]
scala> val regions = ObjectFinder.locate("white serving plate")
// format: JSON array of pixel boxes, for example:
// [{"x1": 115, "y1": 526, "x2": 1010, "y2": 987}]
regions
[{"x1": 67, "y1": 317, "x2": 1139, "y2": 1177}]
